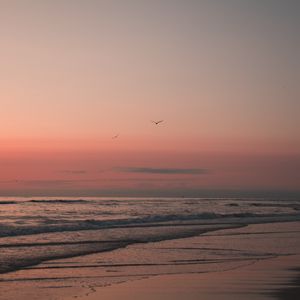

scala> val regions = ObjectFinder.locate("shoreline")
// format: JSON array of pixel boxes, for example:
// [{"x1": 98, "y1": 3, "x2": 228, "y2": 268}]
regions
[
  {"x1": 1, "y1": 221, "x2": 299, "y2": 300},
  {"x1": 65, "y1": 254, "x2": 300, "y2": 300}
]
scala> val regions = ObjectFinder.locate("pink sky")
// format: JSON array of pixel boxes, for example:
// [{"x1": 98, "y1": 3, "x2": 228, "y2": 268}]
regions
[{"x1": 0, "y1": 1, "x2": 299, "y2": 195}]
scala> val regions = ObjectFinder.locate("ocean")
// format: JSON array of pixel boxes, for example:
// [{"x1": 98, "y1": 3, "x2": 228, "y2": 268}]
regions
[{"x1": 0, "y1": 195, "x2": 300, "y2": 299}]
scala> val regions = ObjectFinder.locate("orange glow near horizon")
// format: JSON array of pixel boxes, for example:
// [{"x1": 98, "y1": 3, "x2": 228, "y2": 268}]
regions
[
  {"x1": 1, "y1": 1, "x2": 299, "y2": 194},
  {"x1": 1, "y1": 141, "x2": 299, "y2": 193}
]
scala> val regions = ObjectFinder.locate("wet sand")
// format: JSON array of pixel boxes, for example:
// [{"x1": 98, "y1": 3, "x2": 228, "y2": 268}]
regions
[
  {"x1": 66, "y1": 254, "x2": 300, "y2": 300},
  {"x1": 276, "y1": 268, "x2": 300, "y2": 300},
  {"x1": 1, "y1": 221, "x2": 300, "y2": 300}
]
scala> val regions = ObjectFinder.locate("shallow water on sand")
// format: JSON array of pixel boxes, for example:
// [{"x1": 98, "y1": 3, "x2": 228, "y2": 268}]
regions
[{"x1": 0, "y1": 196, "x2": 300, "y2": 299}]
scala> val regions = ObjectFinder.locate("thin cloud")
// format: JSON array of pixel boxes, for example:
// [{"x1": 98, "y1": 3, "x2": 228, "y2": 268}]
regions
[
  {"x1": 6, "y1": 179, "x2": 99, "y2": 187},
  {"x1": 117, "y1": 167, "x2": 209, "y2": 175},
  {"x1": 18, "y1": 180, "x2": 76, "y2": 186},
  {"x1": 58, "y1": 170, "x2": 87, "y2": 174}
]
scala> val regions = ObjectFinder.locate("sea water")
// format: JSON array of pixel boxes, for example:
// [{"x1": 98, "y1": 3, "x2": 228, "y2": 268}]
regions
[{"x1": 0, "y1": 195, "x2": 300, "y2": 299}]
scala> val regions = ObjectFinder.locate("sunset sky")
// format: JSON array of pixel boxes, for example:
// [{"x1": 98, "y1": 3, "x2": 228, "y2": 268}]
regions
[{"x1": 1, "y1": 0, "x2": 299, "y2": 195}]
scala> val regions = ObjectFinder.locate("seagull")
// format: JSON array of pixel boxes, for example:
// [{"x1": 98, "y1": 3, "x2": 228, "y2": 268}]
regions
[
  {"x1": 112, "y1": 134, "x2": 119, "y2": 139},
  {"x1": 151, "y1": 120, "x2": 164, "y2": 125}
]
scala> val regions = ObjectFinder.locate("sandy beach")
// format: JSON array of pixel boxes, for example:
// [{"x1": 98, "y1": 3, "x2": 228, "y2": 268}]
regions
[
  {"x1": 1, "y1": 205, "x2": 299, "y2": 300},
  {"x1": 65, "y1": 254, "x2": 300, "y2": 300},
  {"x1": 55, "y1": 221, "x2": 300, "y2": 300}
]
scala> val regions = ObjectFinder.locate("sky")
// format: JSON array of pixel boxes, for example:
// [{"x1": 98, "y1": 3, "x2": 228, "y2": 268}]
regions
[{"x1": 0, "y1": 0, "x2": 299, "y2": 195}]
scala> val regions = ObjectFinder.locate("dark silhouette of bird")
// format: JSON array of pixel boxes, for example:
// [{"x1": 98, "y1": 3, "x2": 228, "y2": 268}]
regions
[
  {"x1": 112, "y1": 134, "x2": 119, "y2": 139},
  {"x1": 151, "y1": 120, "x2": 164, "y2": 125}
]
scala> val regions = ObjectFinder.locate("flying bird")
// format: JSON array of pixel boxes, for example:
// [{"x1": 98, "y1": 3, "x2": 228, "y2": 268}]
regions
[
  {"x1": 112, "y1": 134, "x2": 119, "y2": 139},
  {"x1": 151, "y1": 120, "x2": 164, "y2": 125}
]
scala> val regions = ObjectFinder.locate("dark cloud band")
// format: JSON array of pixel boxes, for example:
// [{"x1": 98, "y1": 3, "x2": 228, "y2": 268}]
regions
[
  {"x1": 59, "y1": 170, "x2": 87, "y2": 174},
  {"x1": 117, "y1": 167, "x2": 209, "y2": 175}
]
